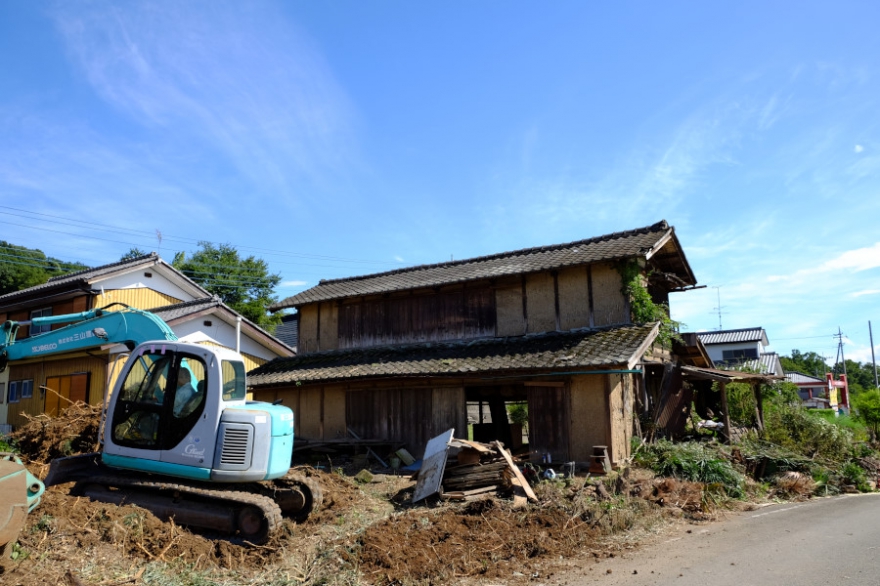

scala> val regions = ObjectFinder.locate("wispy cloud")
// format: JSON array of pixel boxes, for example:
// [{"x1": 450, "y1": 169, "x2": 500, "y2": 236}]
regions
[{"x1": 50, "y1": 0, "x2": 357, "y2": 198}]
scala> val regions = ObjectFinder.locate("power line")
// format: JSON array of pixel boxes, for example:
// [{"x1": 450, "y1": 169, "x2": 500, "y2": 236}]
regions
[{"x1": 0, "y1": 206, "x2": 397, "y2": 266}]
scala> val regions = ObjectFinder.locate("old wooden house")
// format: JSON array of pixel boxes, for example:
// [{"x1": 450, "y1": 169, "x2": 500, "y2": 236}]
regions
[
  {"x1": 0, "y1": 253, "x2": 293, "y2": 429},
  {"x1": 249, "y1": 221, "x2": 698, "y2": 466}
]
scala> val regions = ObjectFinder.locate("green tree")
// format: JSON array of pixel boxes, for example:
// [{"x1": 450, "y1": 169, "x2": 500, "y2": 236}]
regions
[
  {"x1": 120, "y1": 247, "x2": 149, "y2": 261},
  {"x1": 172, "y1": 242, "x2": 281, "y2": 330},
  {"x1": 780, "y1": 350, "x2": 828, "y2": 377},
  {"x1": 851, "y1": 388, "x2": 880, "y2": 441},
  {"x1": 0, "y1": 241, "x2": 88, "y2": 295}
]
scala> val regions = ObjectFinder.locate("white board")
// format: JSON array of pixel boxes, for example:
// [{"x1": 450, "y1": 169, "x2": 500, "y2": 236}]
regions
[{"x1": 412, "y1": 428, "x2": 454, "y2": 503}]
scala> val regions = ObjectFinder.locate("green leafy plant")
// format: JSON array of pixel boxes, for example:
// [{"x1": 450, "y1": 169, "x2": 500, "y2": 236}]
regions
[
  {"x1": 634, "y1": 440, "x2": 745, "y2": 498},
  {"x1": 615, "y1": 260, "x2": 682, "y2": 348}
]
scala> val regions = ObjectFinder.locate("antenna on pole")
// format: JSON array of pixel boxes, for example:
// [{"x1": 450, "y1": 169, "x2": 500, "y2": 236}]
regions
[
  {"x1": 712, "y1": 286, "x2": 725, "y2": 330},
  {"x1": 833, "y1": 327, "x2": 847, "y2": 378}
]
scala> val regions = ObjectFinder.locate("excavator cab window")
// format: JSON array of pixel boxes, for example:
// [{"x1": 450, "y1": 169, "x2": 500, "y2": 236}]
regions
[
  {"x1": 221, "y1": 360, "x2": 247, "y2": 401},
  {"x1": 112, "y1": 350, "x2": 208, "y2": 450}
]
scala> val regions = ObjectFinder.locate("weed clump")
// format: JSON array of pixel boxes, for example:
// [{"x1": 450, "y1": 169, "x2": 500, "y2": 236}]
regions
[{"x1": 634, "y1": 441, "x2": 745, "y2": 498}]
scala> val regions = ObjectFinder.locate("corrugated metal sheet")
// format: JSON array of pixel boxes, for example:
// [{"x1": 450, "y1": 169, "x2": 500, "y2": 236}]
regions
[
  {"x1": 697, "y1": 328, "x2": 768, "y2": 345},
  {"x1": 785, "y1": 372, "x2": 824, "y2": 384}
]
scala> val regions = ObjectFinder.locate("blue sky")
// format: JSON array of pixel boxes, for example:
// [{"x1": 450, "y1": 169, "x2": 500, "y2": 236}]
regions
[{"x1": 2, "y1": 1, "x2": 879, "y2": 366}]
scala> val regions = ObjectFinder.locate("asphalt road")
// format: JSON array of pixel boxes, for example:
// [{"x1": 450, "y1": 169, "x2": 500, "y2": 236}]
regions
[{"x1": 567, "y1": 493, "x2": 880, "y2": 586}]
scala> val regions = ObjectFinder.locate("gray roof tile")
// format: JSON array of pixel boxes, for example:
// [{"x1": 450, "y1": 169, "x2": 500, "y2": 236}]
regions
[
  {"x1": 272, "y1": 221, "x2": 693, "y2": 309},
  {"x1": 248, "y1": 322, "x2": 658, "y2": 386}
]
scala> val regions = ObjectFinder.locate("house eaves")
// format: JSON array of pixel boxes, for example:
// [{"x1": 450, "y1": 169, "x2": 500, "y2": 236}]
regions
[
  {"x1": 248, "y1": 322, "x2": 660, "y2": 387},
  {"x1": 271, "y1": 220, "x2": 697, "y2": 310},
  {"x1": 149, "y1": 296, "x2": 295, "y2": 357},
  {"x1": 0, "y1": 252, "x2": 211, "y2": 312}
]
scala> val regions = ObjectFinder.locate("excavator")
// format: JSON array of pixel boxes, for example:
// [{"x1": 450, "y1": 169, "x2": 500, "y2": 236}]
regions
[{"x1": 0, "y1": 304, "x2": 321, "y2": 549}]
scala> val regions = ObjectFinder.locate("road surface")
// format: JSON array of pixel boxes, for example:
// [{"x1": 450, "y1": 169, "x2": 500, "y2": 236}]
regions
[{"x1": 566, "y1": 493, "x2": 880, "y2": 586}]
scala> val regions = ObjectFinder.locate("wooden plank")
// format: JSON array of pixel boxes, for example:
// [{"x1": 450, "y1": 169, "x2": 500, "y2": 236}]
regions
[
  {"x1": 413, "y1": 428, "x2": 454, "y2": 503},
  {"x1": 493, "y1": 441, "x2": 537, "y2": 502}
]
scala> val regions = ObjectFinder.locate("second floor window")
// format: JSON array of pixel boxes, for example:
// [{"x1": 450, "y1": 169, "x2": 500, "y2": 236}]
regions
[
  {"x1": 30, "y1": 307, "x2": 52, "y2": 336},
  {"x1": 722, "y1": 348, "x2": 759, "y2": 361}
]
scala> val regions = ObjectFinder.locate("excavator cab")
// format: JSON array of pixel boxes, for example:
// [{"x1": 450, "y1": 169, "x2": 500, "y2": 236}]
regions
[{"x1": 102, "y1": 341, "x2": 294, "y2": 483}]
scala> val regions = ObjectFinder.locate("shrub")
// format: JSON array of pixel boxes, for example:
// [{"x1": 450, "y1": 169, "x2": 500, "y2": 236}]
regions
[
  {"x1": 762, "y1": 404, "x2": 852, "y2": 461},
  {"x1": 635, "y1": 441, "x2": 745, "y2": 498}
]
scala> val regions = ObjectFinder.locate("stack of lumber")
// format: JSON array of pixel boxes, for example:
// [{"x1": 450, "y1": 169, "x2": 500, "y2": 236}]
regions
[{"x1": 440, "y1": 440, "x2": 537, "y2": 506}]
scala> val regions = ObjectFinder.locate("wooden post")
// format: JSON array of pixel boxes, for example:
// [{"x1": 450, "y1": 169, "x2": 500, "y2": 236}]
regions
[
  {"x1": 720, "y1": 381, "x2": 732, "y2": 444},
  {"x1": 753, "y1": 382, "x2": 764, "y2": 432}
]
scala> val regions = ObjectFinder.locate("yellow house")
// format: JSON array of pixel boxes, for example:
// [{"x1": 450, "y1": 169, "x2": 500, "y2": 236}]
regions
[{"x1": 0, "y1": 253, "x2": 294, "y2": 428}]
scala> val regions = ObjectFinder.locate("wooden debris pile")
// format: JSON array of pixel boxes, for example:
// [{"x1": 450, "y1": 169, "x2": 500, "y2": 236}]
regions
[{"x1": 440, "y1": 439, "x2": 537, "y2": 506}]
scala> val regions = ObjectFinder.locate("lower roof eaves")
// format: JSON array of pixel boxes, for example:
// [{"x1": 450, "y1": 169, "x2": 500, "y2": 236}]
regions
[{"x1": 248, "y1": 322, "x2": 660, "y2": 387}]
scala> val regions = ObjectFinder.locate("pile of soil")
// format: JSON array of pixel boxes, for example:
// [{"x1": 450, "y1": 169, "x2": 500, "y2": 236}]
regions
[{"x1": 10, "y1": 402, "x2": 101, "y2": 466}]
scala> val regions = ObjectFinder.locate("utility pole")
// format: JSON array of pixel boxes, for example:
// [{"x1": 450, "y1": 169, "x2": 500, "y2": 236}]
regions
[
  {"x1": 870, "y1": 321, "x2": 879, "y2": 389},
  {"x1": 834, "y1": 327, "x2": 847, "y2": 378},
  {"x1": 712, "y1": 286, "x2": 724, "y2": 330}
]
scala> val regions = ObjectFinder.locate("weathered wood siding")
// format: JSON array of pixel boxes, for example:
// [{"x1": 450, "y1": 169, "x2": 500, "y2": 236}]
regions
[
  {"x1": 253, "y1": 383, "x2": 466, "y2": 457},
  {"x1": 297, "y1": 305, "x2": 320, "y2": 354},
  {"x1": 568, "y1": 374, "x2": 610, "y2": 463},
  {"x1": 337, "y1": 288, "x2": 495, "y2": 349},
  {"x1": 525, "y1": 273, "x2": 556, "y2": 333},
  {"x1": 495, "y1": 284, "x2": 525, "y2": 337},
  {"x1": 527, "y1": 384, "x2": 571, "y2": 462},
  {"x1": 591, "y1": 264, "x2": 628, "y2": 326},
  {"x1": 5, "y1": 356, "x2": 107, "y2": 428},
  {"x1": 607, "y1": 375, "x2": 631, "y2": 465},
  {"x1": 557, "y1": 266, "x2": 591, "y2": 330}
]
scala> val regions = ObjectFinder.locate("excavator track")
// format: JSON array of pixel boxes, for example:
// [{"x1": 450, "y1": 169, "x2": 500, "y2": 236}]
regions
[
  {"x1": 73, "y1": 475, "x2": 283, "y2": 544},
  {"x1": 233, "y1": 471, "x2": 323, "y2": 522}
]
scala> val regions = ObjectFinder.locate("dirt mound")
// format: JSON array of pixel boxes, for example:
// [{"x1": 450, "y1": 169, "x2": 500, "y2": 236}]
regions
[
  {"x1": 10, "y1": 402, "x2": 100, "y2": 466},
  {"x1": 353, "y1": 497, "x2": 601, "y2": 584}
]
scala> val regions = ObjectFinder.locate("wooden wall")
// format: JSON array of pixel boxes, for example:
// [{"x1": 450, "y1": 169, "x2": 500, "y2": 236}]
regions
[
  {"x1": 335, "y1": 288, "x2": 495, "y2": 351},
  {"x1": 253, "y1": 383, "x2": 466, "y2": 458},
  {"x1": 255, "y1": 373, "x2": 637, "y2": 465},
  {"x1": 296, "y1": 261, "x2": 633, "y2": 354},
  {"x1": 5, "y1": 355, "x2": 108, "y2": 428},
  {"x1": 2, "y1": 295, "x2": 91, "y2": 339}
]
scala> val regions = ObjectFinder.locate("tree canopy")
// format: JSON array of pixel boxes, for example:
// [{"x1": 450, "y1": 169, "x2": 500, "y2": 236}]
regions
[
  {"x1": 172, "y1": 242, "x2": 281, "y2": 330},
  {"x1": 0, "y1": 241, "x2": 89, "y2": 296}
]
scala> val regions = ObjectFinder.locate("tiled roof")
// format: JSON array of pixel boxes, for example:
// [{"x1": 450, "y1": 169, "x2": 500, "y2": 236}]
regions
[
  {"x1": 273, "y1": 314, "x2": 299, "y2": 350},
  {"x1": 741, "y1": 352, "x2": 783, "y2": 376},
  {"x1": 697, "y1": 328, "x2": 768, "y2": 346},
  {"x1": 272, "y1": 220, "x2": 694, "y2": 309},
  {"x1": 46, "y1": 253, "x2": 157, "y2": 284},
  {"x1": 149, "y1": 296, "x2": 225, "y2": 322},
  {"x1": 248, "y1": 322, "x2": 659, "y2": 386},
  {"x1": 0, "y1": 253, "x2": 160, "y2": 305}
]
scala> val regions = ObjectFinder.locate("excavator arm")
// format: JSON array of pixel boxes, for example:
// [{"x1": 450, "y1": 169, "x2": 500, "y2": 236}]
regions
[{"x1": 0, "y1": 304, "x2": 177, "y2": 372}]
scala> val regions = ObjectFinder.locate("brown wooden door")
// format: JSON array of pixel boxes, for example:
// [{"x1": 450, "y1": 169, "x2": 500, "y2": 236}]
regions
[
  {"x1": 527, "y1": 385, "x2": 570, "y2": 462},
  {"x1": 44, "y1": 373, "x2": 90, "y2": 417}
]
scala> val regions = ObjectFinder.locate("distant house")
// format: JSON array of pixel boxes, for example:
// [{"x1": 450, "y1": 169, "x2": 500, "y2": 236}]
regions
[
  {"x1": 784, "y1": 371, "x2": 849, "y2": 412},
  {"x1": 697, "y1": 328, "x2": 783, "y2": 376},
  {"x1": 0, "y1": 253, "x2": 293, "y2": 428},
  {"x1": 249, "y1": 221, "x2": 699, "y2": 466}
]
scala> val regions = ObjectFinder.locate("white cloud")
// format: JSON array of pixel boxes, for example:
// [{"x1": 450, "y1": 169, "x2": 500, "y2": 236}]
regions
[
  {"x1": 855, "y1": 144, "x2": 864, "y2": 153},
  {"x1": 280, "y1": 280, "x2": 308, "y2": 288},
  {"x1": 852, "y1": 289, "x2": 880, "y2": 298},
  {"x1": 394, "y1": 256, "x2": 405, "y2": 263}
]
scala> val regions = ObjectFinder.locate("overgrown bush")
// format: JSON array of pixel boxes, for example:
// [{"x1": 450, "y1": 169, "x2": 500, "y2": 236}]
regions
[
  {"x1": 634, "y1": 440, "x2": 745, "y2": 498},
  {"x1": 762, "y1": 404, "x2": 852, "y2": 461}
]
